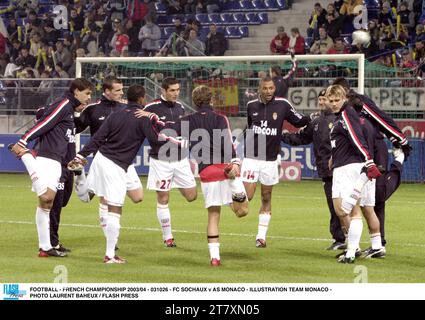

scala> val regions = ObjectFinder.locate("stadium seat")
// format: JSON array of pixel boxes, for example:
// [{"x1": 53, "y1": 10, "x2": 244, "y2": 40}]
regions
[
  {"x1": 157, "y1": 15, "x2": 173, "y2": 26},
  {"x1": 198, "y1": 27, "x2": 210, "y2": 41},
  {"x1": 277, "y1": 0, "x2": 289, "y2": 10},
  {"x1": 264, "y1": 0, "x2": 280, "y2": 11},
  {"x1": 155, "y1": 2, "x2": 167, "y2": 14},
  {"x1": 220, "y1": 13, "x2": 233, "y2": 25},
  {"x1": 251, "y1": 0, "x2": 266, "y2": 10},
  {"x1": 222, "y1": 1, "x2": 241, "y2": 11},
  {"x1": 239, "y1": 0, "x2": 255, "y2": 11},
  {"x1": 196, "y1": 14, "x2": 209, "y2": 25},
  {"x1": 225, "y1": 26, "x2": 242, "y2": 38},
  {"x1": 163, "y1": 27, "x2": 175, "y2": 38},
  {"x1": 245, "y1": 13, "x2": 261, "y2": 25},
  {"x1": 258, "y1": 12, "x2": 269, "y2": 24},
  {"x1": 232, "y1": 13, "x2": 248, "y2": 25},
  {"x1": 239, "y1": 26, "x2": 249, "y2": 38},
  {"x1": 208, "y1": 13, "x2": 220, "y2": 25}
]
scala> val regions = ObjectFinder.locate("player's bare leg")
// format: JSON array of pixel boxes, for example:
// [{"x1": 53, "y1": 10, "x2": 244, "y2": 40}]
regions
[
  {"x1": 207, "y1": 206, "x2": 221, "y2": 266},
  {"x1": 103, "y1": 205, "x2": 126, "y2": 264},
  {"x1": 9, "y1": 145, "x2": 66, "y2": 257},
  {"x1": 243, "y1": 182, "x2": 257, "y2": 201},
  {"x1": 157, "y1": 191, "x2": 176, "y2": 247},
  {"x1": 337, "y1": 205, "x2": 363, "y2": 263},
  {"x1": 36, "y1": 188, "x2": 66, "y2": 257},
  {"x1": 127, "y1": 188, "x2": 144, "y2": 203},
  {"x1": 332, "y1": 198, "x2": 351, "y2": 237},
  {"x1": 361, "y1": 206, "x2": 385, "y2": 258},
  {"x1": 179, "y1": 187, "x2": 198, "y2": 202},
  {"x1": 255, "y1": 184, "x2": 273, "y2": 248}
]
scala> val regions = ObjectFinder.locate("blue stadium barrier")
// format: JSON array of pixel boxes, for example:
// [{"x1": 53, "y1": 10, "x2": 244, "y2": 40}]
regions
[{"x1": 1, "y1": 135, "x2": 423, "y2": 182}]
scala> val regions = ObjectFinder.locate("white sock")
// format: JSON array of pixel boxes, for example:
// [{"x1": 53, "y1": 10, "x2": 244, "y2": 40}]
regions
[
  {"x1": 36, "y1": 207, "x2": 52, "y2": 251},
  {"x1": 105, "y1": 212, "x2": 121, "y2": 259},
  {"x1": 256, "y1": 213, "x2": 271, "y2": 240},
  {"x1": 346, "y1": 218, "x2": 363, "y2": 258},
  {"x1": 395, "y1": 152, "x2": 405, "y2": 164},
  {"x1": 99, "y1": 203, "x2": 108, "y2": 237},
  {"x1": 208, "y1": 242, "x2": 220, "y2": 260},
  {"x1": 75, "y1": 169, "x2": 90, "y2": 202},
  {"x1": 157, "y1": 203, "x2": 173, "y2": 241},
  {"x1": 370, "y1": 233, "x2": 383, "y2": 250},
  {"x1": 341, "y1": 172, "x2": 368, "y2": 214},
  {"x1": 229, "y1": 178, "x2": 247, "y2": 200},
  {"x1": 21, "y1": 153, "x2": 39, "y2": 181}
]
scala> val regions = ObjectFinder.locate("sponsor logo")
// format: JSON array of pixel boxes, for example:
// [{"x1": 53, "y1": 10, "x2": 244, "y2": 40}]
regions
[
  {"x1": 252, "y1": 125, "x2": 277, "y2": 136},
  {"x1": 3, "y1": 284, "x2": 27, "y2": 300},
  {"x1": 99, "y1": 116, "x2": 105, "y2": 120}
]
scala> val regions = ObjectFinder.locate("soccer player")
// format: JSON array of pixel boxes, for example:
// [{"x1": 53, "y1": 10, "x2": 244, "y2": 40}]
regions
[
  {"x1": 68, "y1": 85, "x2": 166, "y2": 264},
  {"x1": 281, "y1": 89, "x2": 346, "y2": 250},
  {"x1": 332, "y1": 77, "x2": 410, "y2": 248},
  {"x1": 74, "y1": 76, "x2": 142, "y2": 243},
  {"x1": 143, "y1": 77, "x2": 197, "y2": 247},
  {"x1": 137, "y1": 85, "x2": 248, "y2": 266},
  {"x1": 326, "y1": 85, "x2": 382, "y2": 263},
  {"x1": 241, "y1": 76, "x2": 311, "y2": 248},
  {"x1": 33, "y1": 107, "x2": 77, "y2": 253},
  {"x1": 9, "y1": 78, "x2": 93, "y2": 257}
]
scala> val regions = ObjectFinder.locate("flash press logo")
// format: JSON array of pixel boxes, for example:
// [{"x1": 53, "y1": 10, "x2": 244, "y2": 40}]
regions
[{"x1": 3, "y1": 284, "x2": 27, "y2": 300}]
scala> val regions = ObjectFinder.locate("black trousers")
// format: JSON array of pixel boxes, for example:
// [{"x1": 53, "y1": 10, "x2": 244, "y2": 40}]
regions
[
  {"x1": 375, "y1": 160, "x2": 403, "y2": 246},
  {"x1": 322, "y1": 177, "x2": 345, "y2": 243},
  {"x1": 50, "y1": 169, "x2": 74, "y2": 247}
]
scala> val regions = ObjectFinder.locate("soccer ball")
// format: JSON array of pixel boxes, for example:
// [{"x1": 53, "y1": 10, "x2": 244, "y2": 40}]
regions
[{"x1": 351, "y1": 30, "x2": 371, "y2": 46}]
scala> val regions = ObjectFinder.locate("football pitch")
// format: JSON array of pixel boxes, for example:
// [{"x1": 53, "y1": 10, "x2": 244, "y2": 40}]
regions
[{"x1": 0, "y1": 173, "x2": 424, "y2": 283}]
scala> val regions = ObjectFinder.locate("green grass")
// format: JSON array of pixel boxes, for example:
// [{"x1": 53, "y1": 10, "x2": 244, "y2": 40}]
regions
[{"x1": 0, "y1": 173, "x2": 424, "y2": 283}]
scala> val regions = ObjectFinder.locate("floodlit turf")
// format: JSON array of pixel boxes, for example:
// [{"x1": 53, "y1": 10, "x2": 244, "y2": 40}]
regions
[{"x1": 0, "y1": 173, "x2": 424, "y2": 283}]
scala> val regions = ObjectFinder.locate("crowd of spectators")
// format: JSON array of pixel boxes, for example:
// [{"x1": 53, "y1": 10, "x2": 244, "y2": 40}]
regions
[
  {"x1": 0, "y1": 0, "x2": 424, "y2": 111},
  {"x1": 0, "y1": 0, "x2": 231, "y2": 111},
  {"x1": 269, "y1": 0, "x2": 425, "y2": 80}
]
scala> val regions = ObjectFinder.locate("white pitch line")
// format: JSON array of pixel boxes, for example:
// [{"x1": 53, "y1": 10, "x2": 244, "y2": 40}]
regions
[{"x1": 1, "y1": 219, "x2": 425, "y2": 248}]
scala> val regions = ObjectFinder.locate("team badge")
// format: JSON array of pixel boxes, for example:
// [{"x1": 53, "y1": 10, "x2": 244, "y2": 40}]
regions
[
  {"x1": 272, "y1": 112, "x2": 277, "y2": 120},
  {"x1": 328, "y1": 123, "x2": 333, "y2": 129}
]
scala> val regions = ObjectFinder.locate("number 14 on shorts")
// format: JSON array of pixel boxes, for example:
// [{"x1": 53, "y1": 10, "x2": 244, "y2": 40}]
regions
[{"x1": 243, "y1": 170, "x2": 255, "y2": 180}]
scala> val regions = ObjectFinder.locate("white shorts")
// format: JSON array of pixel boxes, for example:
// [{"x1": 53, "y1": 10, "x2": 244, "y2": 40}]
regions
[
  {"x1": 147, "y1": 158, "x2": 196, "y2": 191},
  {"x1": 30, "y1": 157, "x2": 62, "y2": 196},
  {"x1": 126, "y1": 164, "x2": 142, "y2": 191},
  {"x1": 360, "y1": 179, "x2": 376, "y2": 207},
  {"x1": 240, "y1": 158, "x2": 279, "y2": 186},
  {"x1": 332, "y1": 162, "x2": 364, "y2": 199},
  {"x1": 201, "y1": 178, "x2": 245, "y2": 208},
  {"x1": 87, "y1": 151, "x2": 127, "y2": 206}
]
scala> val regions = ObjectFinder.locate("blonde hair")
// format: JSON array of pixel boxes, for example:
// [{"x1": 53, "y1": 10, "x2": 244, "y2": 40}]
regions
[{"x1": 325, "y1": 84, "x2": 346, "y2": 99}]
